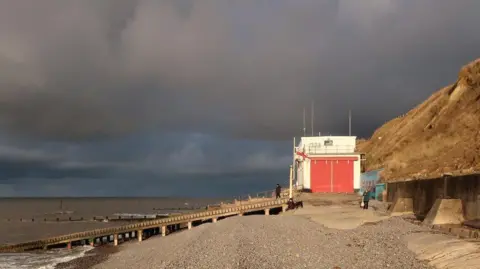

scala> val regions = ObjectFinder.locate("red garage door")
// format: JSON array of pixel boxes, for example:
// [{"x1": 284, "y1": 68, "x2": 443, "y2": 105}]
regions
[
  {"x1": 310, "y1": 159, "x2": 331, "y2": 192},
  {"x1": 310, "y1": 157, "x2": 356, "y2": 193},
  {"x1": 332, "y1": 160, "x2": 354, "y2": 193}
]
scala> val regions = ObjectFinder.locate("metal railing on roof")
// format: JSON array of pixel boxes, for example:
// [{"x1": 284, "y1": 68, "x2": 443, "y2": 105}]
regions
[{"x1": 306, "y1": 144, "x2": 356, "y2": 154}]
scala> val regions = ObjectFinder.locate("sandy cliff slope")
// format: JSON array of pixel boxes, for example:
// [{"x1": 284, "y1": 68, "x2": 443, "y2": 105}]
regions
[{"x1": 357, "y1": 58, "x2": 480, "y2": 182}]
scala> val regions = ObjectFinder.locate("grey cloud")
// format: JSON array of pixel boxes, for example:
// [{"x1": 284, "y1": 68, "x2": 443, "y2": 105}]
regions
[
  {"x1": 0, "y1": 0, "x2": 479, "y2": 141},
  {"x1": 153, "y1": 133, "x2": 292, "y2": 174},
  {"x1": 0, "y1": 145, "x2": 121, "y2": 180},
  {"x1": 0, "y1": 134, "x2": 291, "y2": 182}
]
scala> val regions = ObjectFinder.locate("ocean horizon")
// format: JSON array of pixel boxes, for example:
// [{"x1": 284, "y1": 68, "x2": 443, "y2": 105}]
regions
[
  {"x1": 0, "y1": 172, "x2": 287, "y2": 268},
  {"x1": 0, "y1": 170, "x2": 286, "y2": 198}
]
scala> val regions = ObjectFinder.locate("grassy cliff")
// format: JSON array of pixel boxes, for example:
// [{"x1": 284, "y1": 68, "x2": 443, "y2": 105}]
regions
[{"x1": 357, "y1": 58, "x2": 480, "y2": 181}]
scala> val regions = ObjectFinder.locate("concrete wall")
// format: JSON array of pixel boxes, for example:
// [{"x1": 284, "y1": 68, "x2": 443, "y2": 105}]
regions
[{"x1": 386, "y1": 174, "x2": 480, "y2": 220}]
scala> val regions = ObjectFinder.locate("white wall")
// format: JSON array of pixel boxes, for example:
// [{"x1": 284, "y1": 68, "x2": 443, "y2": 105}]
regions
[
  {"x1": 304, "y1": 159, "x2": 311, "y2": 189},
  {"x1": 296, "y1": 161, "x2": 304, "y2": 189},
  {"x1": 353, "y1": 158, "x2": 360, "y2": 190},
  {"x1": 295, "y1": 158, "x2": 311, "y2": 189}
]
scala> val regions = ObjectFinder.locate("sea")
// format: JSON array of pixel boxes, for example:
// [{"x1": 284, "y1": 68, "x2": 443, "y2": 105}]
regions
[
  {"x1": 0, "y1": 246, "x2": 93, "y2": 269},
  {"x1": 0, "y1": 197, "x2": 222, "y2": 269}
]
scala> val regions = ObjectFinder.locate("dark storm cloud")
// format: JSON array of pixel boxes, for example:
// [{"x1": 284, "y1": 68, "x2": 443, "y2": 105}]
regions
[
  {"x1": 0, "y1": 170, "x2": 286, "y2": 197},
  {"x1": 0, "y1": 0, "x2": 479, "y2": 140},
  {"x1": 0, "y1": 132, "x2": 292, "y2": 183},
  {"x1": 0, "y1": 145, "x2": 123, "y2": 180}
]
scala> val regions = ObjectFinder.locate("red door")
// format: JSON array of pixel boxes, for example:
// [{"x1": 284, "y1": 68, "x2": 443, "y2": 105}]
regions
[
  {"x1": 332, "y1": 160, "x2": 354, "y2": 193},
  {"x1": 310, "y1": 159, "x2": 331, "y2": 192}
]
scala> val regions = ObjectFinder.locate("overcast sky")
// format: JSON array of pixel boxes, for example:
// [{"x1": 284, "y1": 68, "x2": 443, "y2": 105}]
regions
[{"x1": 0, "y1": 0, "x2": 479, "y2": 197}]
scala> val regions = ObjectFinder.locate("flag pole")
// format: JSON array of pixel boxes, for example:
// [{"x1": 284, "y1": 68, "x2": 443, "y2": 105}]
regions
[{"x1": 289, "y1": 165, "x2": 293, "y2": 199}]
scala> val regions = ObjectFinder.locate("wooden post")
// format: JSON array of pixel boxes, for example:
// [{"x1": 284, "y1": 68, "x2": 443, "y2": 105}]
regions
[
  {"x1": 161, "y1": 226, "x2": 166, "y2": 236},
  {"x1": 187, "y1": 222, "x2": 192, "y2": 230},
  {"x1": 238, "y1": 213, "x2": 243, "y2": 216},
  {"x1": 292, "y1": 136, "x2": 296, "y2": 187},
  {"x1": 113, "y1": 234, "x2": 118, "y2": 246},
  {"x1": 443, "y1": 175, "x2": 448, "y2": 198},
  {"x1": 264, "y1": 209, "x2": 270, "y2": 215},
  {"x1": 212, "y1": 217, "x2": 217, "y2": 223},
  {"x1": 67, "y1": 242, "x2": 72, "y2": 250},
  {"x1": 138, "y1": 230, "x2": 143, "y2": 242}
]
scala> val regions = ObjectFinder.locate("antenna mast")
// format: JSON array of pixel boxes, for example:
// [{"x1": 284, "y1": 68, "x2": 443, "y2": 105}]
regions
[
  {"x1": 311, "y1": 100, "x2": 314, "y2": 136},
  {"x1": 349, "y1": 109, "x2": 352, "y2": 136},
  {"x1": 303, "y1": 108, "x2": 306, "y2": 137}
]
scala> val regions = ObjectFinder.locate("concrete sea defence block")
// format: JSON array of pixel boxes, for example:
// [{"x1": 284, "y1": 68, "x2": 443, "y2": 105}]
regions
[
  {"x1": 423, "y1": 199, "x2": 465, "y2": 226},
  {"x1": 389, "y1": 197, "x2": 414, "y2": 215}
]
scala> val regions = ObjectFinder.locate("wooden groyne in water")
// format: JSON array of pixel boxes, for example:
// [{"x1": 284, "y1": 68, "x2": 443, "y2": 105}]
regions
[{"x1": 0, "y1": 198, "x2": 290, "y2": 252}]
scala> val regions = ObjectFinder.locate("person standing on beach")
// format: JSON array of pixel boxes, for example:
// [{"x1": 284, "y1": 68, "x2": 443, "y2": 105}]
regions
[
  {"x1": 275, "y1": 184, "x2": 282, "y2": 199},
  {"x1": 362, "y1": 189, "x2": 370, "y2": 210}
]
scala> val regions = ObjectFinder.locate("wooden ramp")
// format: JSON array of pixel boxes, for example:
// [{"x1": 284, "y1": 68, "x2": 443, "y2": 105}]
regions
[{"x1": 0, "y1": 198, "x2": 289, "y2": 252}]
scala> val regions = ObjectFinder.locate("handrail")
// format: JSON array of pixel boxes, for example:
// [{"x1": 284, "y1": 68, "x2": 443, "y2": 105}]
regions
[{"x1": 214, "y1": 185, "x2": 292, "y2": 206}]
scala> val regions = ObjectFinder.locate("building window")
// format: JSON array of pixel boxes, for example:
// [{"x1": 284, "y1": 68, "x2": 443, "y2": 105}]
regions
[{"x1": 324, "y1": 139, "x2": 333, "y2": 146}]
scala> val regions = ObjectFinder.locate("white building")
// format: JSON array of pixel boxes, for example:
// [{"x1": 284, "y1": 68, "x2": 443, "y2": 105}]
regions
[{"x1": 294, "y1": 136, "x2": 361, "y2": 193}]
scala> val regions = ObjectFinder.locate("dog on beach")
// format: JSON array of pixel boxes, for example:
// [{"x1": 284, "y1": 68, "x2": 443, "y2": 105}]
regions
[
  {"x1": 295, "y1": 201, "x2": 303, "y2": 209},
  {"x1": 287, "y1": 198, "x2": 303, "y2": 210}
]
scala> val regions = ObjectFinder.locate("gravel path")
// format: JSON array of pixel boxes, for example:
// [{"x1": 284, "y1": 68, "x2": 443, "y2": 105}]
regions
[{"x1": 93, "y1": 215, "x2": 433, "y2": 269}]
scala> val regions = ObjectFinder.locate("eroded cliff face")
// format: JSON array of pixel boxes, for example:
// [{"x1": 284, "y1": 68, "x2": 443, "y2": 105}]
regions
[{"x1": 358, "y1": 59, "x2": 480, "y2": 182}]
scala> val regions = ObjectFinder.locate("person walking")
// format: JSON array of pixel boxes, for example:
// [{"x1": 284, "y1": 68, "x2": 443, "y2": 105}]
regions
[
  {"x1": 275, "y1": 184, "x2": 282, "y2": 199},
  {"x1": 362, "y1": 188, "x2": 370, "y2": 210}
]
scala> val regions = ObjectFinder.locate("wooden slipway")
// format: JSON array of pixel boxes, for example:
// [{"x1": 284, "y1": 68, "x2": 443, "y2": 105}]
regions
[{"x1": 0, "y1": 198, "x2": 289, "y2": 252}]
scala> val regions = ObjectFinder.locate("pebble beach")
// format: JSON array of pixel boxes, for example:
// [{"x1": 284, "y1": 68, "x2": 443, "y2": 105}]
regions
[
  {"x1": 85, "y1": 214, "x2": 433, "y2": 269},
  {"x1": 55, "y1": 245, "x2": 118, "y2": 269}
]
